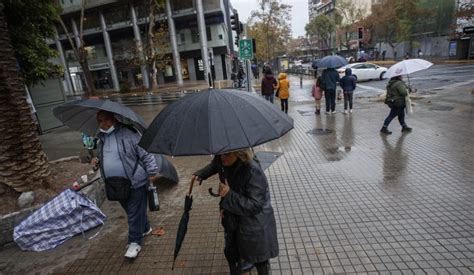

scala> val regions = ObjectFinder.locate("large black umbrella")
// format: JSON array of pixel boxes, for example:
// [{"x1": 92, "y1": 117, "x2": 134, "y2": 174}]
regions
[
  {"x1": 53, "y1": 99, "x2": 147, "y2": 135},
  {"x1": 139, "y1": 89, "x2": 294, "y2": 156},
  {"x1": 154, "y1": 154, "x2": 179, "y2": 184},
  {"x1": 316, "y1": 55, "x2": 348, "y2": 69}
]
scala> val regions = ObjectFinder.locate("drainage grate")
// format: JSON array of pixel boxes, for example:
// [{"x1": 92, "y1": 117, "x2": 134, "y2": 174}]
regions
[{"x1": 307, "y1": 128, "x2": 333, "y2": 136}]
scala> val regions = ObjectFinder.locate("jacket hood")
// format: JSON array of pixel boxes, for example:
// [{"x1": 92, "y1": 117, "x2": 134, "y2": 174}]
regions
[
  {"x1": 387, "y1": 78, "x2": 400, "y2": 88},
  {"x1": 265, "y1": 73, "x2": 274, "y2": 79},
  {"x1": 278, "y1": 73, "x2": 287, "y2": 80},
  {"x1": 345, "y1": 68, "x2": 352, "y2": 76}
]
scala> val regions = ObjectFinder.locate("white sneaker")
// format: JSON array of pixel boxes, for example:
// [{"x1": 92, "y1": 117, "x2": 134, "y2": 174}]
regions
[
  {"x1": 350, "y1": 109, "x2": 353, "y2": 113},
  {"x1": 343, "y1": 110, "x2": 348, "y2": 114},
  {"x1": 325, "y1": 111, "x2": 331, "y2": 115},
  {"x1": 125, "y1": 242, "x2": 141, "y2": 259},
  {"x1": 143, "y1": 227, "x2": 152, "y2": 237},
  {"x1": 332, "y1": 111, "x2": 337, "y2": 114}
]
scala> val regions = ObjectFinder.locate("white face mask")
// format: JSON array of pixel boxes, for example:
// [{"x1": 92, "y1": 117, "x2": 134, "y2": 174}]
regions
[{"x1": 99, "y1": 125, "x2": 115, "y2": 134}]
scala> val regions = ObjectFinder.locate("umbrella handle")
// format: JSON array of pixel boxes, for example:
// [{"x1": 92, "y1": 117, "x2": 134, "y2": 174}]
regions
[
  {"x1": 208, "y1": 187, "x2": 219, "y2": 197},
  {"x1": 188, "y1": 177, "x2": 195, "y2": 195}
]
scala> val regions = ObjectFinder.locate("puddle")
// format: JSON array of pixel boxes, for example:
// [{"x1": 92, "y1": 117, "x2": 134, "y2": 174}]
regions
[
  {"x1": 297, "y1": 110, "x2": 315, "y2": 116},
  {"x1": 430, "y1": 105, "x2": 454, "y2": 111},
  {"x1": 307, "y1": 128, "x2": 333, "y2": 136}
]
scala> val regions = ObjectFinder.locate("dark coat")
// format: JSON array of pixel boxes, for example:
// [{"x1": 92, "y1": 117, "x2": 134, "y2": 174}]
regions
[
  {"x1": 194, "y1": 156, "x2": 279, "y2": 263},
  {"x1": 321, "y1": 68, "x2": 340, "y2": 90},
  {"x1": 340, "y1": 68, "x2": 357, "y2": 92},
  {"x1": 261, "y1": 74, "x2": 277, "y2": 95}
]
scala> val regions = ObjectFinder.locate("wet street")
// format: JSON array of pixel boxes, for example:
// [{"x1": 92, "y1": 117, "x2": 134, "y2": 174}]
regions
[{"x1": 2, "y1": 64, "x2": 473, "y2": 274}]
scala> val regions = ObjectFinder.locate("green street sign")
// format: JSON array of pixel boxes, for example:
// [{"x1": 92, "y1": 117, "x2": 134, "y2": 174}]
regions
[{"x1": 239, "y1": 39, "x2": 253, "y2": 60}]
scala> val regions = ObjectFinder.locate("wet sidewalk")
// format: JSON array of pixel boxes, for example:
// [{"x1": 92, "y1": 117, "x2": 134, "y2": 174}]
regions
[{"x1": 1, "y1": 78, "x2": 473, "y2": 274}]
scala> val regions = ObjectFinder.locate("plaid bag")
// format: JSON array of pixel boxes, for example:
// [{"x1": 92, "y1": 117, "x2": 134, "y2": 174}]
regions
[{"x1": 13, "y1": 189, "x2": 106, "y2": 252}]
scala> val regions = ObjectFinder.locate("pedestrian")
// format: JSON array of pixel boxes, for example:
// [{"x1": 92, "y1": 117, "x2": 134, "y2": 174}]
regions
[
  {"x1": 321, "y1": 67, "x2": 340, "y2": 114},
  {"x1": 192, "y1": 150, "x2": 279, "y2": 275},
  {"x1": 381, "y1": 76, "x2": 413, "y2": 134},
  {"x1": 417, "y1": 49, "x2": 423, "y2": 58},
  {"x1": 394, "y1": 51, "x2": 397, "y2": 61},
  {"x1": 261, "y1": 70, "x2": 277, "y2": 103},
  {"x1": 339, "y1": 68, "x2": 357, "y2": 113},
  {"x1": 382, "y1": 50, "x2": 386, "y2": 61},
  {"x1": 94, "y1": 110, "x2": 158, "y2": 259},
  {"x1": 237, "y1": 65, "x2": 245, "y2": 88},
  {"x1": 277, "y1": 72, "x2": 290, "y2": 113},
  {"x1": 311, "y1": 76, "x2": 323, "y2": 114}
]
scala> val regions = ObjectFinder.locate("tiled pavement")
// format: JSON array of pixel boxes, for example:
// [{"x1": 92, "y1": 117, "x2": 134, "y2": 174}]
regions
[{"x1": 1, "y1": 83, "x2": 473, "y2": 274}]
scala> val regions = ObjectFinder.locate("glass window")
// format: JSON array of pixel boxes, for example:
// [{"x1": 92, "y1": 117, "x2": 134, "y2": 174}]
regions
[
  {"x1": 179, "y1": 32, "x2": 185, "y2": 44},
  {"x1": 104, "y1": 5, "x2": 129, "y2": 25},
  {"x1": 82, "y1": 12, "x2": 100, "y2": 30},
  {"x1": 191, "y1": 28, "x2": 199, "y2": 43}
]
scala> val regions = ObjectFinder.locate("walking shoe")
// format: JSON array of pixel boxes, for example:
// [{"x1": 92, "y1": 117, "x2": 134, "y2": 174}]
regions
[
  {"x1": 315, "y1": 109, "x2": 320, "y2": 114},
  {"x1": 241, "y1": 261, "x2": 255, "y2": 272},
  {"x1": 143, "y1": 227, "x2": 152, "y2": 237},
  {"x1": 349, "y1": 109, "x2": 353, "y2": 113},
  {"x1": 125, "y1": 242, "x2": 141, "y2": 259},
  {"x1": 380, "y1": 127, "x2": 392, "y2": 135},
  {"x1": 332, "y1": 111, "x2": 337, "y2": 114},
  {"x1": 325, "y1": 111, "x2": 331, "y2": 115},
  {"x1": 402, "y1": 126, "x2": 412, "y2": 132},
  {"x1": 343, "y1": 110, "x2": 348, "y2": 114}
]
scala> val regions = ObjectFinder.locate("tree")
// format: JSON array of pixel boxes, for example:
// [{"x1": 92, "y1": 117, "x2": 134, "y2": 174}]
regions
[
  {"x1": 0, "y1": 4, "x2": 52, "y2": 192},
  {"x1": 1, "y1": 0, "x2": 62, "y2": 85},
  {"x1": 57, "y1": 0, "x2": 96, "y2": 97},
  {"x1": 305, "y1": 14, "x2": 335, "y2": 51},
  {"x1": 247, "y1": 0, "x2": 292, "y2": 61},
  {"x1": 334, "y1": 0, "x2": 364, "y2": 51}
]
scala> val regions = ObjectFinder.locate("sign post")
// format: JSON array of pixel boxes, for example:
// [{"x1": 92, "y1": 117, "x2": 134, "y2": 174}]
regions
[{"x1": 239, "y1": 39, "x2": 253, "y2": 92}]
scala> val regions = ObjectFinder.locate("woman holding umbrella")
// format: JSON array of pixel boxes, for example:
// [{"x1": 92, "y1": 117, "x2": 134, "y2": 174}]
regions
[
  {"x1": 381, "y1": 76, "x2": 412, "y2": 134},
  {"x1": 192, "y1": 149, "x2": 278, "y2": 275}
]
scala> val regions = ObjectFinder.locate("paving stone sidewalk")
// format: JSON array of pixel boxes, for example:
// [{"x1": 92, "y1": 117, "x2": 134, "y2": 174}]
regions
[{"x1": 1, "y1": 83, "x2": 473, "y2": 275}]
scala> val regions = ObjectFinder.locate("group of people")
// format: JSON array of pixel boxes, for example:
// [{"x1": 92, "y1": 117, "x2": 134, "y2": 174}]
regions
[
  {"x1": 260, "y1": 68, "x2": 290, "y2": 114},
  {"x1": 76, "y1": 110, "x2": 278, "y2": 274}
]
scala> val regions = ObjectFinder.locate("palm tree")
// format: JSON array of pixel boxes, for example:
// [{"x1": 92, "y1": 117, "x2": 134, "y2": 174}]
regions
[{"x1": 0, "y1": 4, "x2": 52, "y2": 192}]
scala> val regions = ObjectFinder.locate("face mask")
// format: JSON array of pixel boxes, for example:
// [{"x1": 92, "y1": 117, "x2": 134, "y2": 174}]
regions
[{"x1": 99, "y1": 125, "x2": 115, "y2": 134}]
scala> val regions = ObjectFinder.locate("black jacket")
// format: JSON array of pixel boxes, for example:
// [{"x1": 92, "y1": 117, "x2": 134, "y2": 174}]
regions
[
  {"x1": 321, "y1": 68, "x2": 340, "y2": 90},
  {"x1": 195, "y1": 156, "x2": 279, "y2": 263}
]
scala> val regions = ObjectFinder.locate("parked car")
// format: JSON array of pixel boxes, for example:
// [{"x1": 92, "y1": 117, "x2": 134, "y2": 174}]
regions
[{"x1": 338, "y1": 62, "x2": 387, "y2": 81}]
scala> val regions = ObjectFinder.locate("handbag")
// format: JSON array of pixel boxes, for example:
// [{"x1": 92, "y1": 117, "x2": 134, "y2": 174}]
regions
[
  {"x1": 104, "y1": 162, "x2": 139, "y2": 201},
  {"x1": 275, "y1": 87, "x2": 280, "y2": 98}
]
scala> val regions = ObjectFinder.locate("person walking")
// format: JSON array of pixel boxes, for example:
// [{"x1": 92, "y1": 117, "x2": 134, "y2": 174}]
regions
[
  {"x1": 277, "y1": 72, "x2": 290, "y2": 113},
  {"x1": 381, "y1": 50, "x2": 386, "y2": 61},
  {"x1": 381, "y1": 76, "x2": 413, "y2": 134},
  {"x1": 192, "y1": 150, "x2": 279, "y2": 275},
  {"x1": 339, "y1": 68, "x2": 357, "y2": 113},
  {"x1": 321, "y1": 67, "x2": 340, "y2": 114},
  {"x1": 261, "y1": 70, "x2": 278, "y2": 103},
  {"x1": 94, "y1": 110, "x2": 158, "y2": 259},
  {"x1": 311, "y1": 76, "x2": 323, "y2": 114}
]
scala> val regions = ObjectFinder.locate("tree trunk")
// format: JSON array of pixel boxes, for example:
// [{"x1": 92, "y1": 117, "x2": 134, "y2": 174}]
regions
[
  {"x1": 0, "y1": 6, "x2": 52, "y2": 192},
  {"x1": 79, "y1": 48, "x2": 95, "y2": 97},
  {"x1": 147, "y1": 0, "x2": 158, "y2": 90}
]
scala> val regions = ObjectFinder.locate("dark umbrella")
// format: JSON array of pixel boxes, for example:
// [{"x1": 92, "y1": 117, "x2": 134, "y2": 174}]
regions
[
  {"x1": 171, "y1": 178, "x2": 196, "y2": 270},
  {"x1": 316, "y1": 55, "x2": 348, "y2": 68},
  {"x1": 139, "y1": 89, "x2": 294, "y2": 156},
  {"x1": 154, "y1": 154, "x2": 179, "y2": 184},
  {"x1": 53, "y1": 99, "x2": 147, "y2": 135}
]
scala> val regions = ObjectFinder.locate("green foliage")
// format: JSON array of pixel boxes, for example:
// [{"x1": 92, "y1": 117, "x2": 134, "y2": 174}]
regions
[
  {"x1": 305, "y1": 14, "x2": 335, "y2": 49},
  {"x1": 1, "y1": 0, "x2": 62, "y2": 85}
]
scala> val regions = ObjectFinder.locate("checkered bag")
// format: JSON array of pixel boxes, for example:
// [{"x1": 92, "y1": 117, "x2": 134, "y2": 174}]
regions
[{"x1": 13, "y1": 189, "x2": 106, "y2": 251}]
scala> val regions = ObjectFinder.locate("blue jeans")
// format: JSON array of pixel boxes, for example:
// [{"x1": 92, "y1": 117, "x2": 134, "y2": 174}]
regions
[
  {"x1": 119, "y1": 185, "x2": 149, "y2": 245},
  {"x1": 383, "y1": 106, "x2": 406, "y2": 127},
  {"x1": 264, "y1": 94, "x2": 274, "y2": 103}
]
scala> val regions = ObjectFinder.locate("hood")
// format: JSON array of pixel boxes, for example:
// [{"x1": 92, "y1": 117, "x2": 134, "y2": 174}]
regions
[
  {"x1": 387, "y1": 78, "x2": 400, "y2": 88},
  {"x1": 265, "y1": 73, "x2": 274, "y2": 79},
  {"x1": 345, "y1": 68, "x2": 352, "y2": 76},
  {"x1": 278, "y1": 73, "x2": 287, "y2": 80}
]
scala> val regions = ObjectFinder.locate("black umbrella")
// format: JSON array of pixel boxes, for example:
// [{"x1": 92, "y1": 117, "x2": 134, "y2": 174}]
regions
[
  {"x1": 53, "y1": 99, "x2": 147, "y2": 135},
  {"x1": 154, "y1": 154, "x2": 179, "y2": 184},
  {"x1": 139, "y1": 89, "x2": 294, "y2": 156},
  {"x1": 317, "y1": 55, "x2": 348, "y2": 69},
  {"x1": 171, "y1": 178, "x2": 196, "y2": 270}
]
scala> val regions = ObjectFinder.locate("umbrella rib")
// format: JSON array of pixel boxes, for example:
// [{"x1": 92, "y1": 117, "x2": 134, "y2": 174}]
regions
[
  {"x1": 219, "y1": 93, "x2": 253, "y2": 149},
  {"x1": 207, "y1": 91, "x2": 213, "y2": 154}
]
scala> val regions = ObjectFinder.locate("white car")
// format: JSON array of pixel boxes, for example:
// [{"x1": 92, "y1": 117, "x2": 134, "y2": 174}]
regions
[{"x1": 338, "y1": 63, "x2": 388, "y2": 81}]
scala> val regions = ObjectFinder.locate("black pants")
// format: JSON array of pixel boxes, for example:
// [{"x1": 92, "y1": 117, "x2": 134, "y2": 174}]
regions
[
  {"x1": 325, "y1": 89, "x2": 336, "y2": 112},
  {"x1": 280, "y1": 99, "x2": 288, "y2": 113},
  {"x1": 383, "y1": 106, "x2": 406, "y2": 127},
  {"x1": 344, "y1": 92, "x2": 353, "y2": 110}
]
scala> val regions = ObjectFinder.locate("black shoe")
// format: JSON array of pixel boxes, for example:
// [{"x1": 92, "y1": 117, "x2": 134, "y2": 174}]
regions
[
  {"x1": 402, "y1": 126, "x2": 412, "y2": 132},
  {"x1": 380, "y1": 127, "x2": 392, "y2": 134},
  {"x1": 241, "y1": 261, "x2": 254, "y2": 272}
]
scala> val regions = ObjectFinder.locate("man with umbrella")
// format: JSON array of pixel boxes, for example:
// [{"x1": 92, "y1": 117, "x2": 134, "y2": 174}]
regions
[
  {"x1": 94, "y1": 110, "x2": 158, "y2": 259},
  {"x1": 192, "y1": 149, "x2": 279, "y2": 275}
]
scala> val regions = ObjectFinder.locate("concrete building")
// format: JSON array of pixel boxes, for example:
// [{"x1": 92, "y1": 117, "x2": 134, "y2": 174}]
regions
[{"x1": 52, "y1": 0, "x2": 237, "y2": 95}]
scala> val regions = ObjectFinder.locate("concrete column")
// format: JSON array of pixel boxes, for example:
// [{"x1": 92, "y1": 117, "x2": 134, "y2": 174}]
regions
[
  {"x1": 130, "y1": 4, "x2": 150, "y2": 89},
  {"x1": 70, "y1": 18, "x2": 81, "y2": 48},
  {"x1": 196, "y1": 0, "x2": 212, "y2": 85},
  {"x1": 166, "y1": 0, "x2": 183, "y2": 85},
  {"x1": 99, "y1": 11, "x2": 120, "y2": 91},
  {"x1": 54, "y1": 28, "x2": 74, "y2": 95}
]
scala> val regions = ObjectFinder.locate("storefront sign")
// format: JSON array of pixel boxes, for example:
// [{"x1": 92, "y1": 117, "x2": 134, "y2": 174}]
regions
[
  {"x1": 89, "y1": 63, "x2": 110, "y2": 71},
  {"x1": 448, "y1": 41, "x2": 457, "y2": 57}
]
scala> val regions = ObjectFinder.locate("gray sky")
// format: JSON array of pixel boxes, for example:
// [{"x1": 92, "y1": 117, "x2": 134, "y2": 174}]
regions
[{"x1": 231, "y1": 0, "x2": 309, "y2": 38}]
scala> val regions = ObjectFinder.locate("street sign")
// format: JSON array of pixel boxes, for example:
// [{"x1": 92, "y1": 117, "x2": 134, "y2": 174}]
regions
[{"x1": 239, "y1": 39, "x2": 253, "y2": 60}]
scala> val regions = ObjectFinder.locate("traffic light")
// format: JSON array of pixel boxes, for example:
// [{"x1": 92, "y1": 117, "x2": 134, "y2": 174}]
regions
[
  {"x1": 359, "y1": 40, "x2": 364, "y2": 49},
  {"x1": 358, "y1": 27, "x2": 363, "y2": 39},
  {"x1": 235, "y1": 35, "x2": 239, "y2": 46},
  {"x1": 231, "y1": 14, "x2": 240, "y2": 34}
]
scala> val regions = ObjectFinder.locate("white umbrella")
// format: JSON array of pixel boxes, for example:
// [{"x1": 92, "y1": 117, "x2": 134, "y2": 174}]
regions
[{"x1": 385, "y1": 58, "x2": 433, "y2": 78}]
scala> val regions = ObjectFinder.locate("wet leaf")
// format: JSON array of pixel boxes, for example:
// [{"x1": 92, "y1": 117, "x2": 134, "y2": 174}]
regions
[
  {"x1": 152, "y1": 226, "x2": 165, "y2": 236},
  {"x1": 175, "y1": 260, "x2": 186, "y2": 268}
]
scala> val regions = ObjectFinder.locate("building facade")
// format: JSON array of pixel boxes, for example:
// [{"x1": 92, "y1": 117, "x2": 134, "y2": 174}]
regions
[{"x1": 53, "y1": 0, "x2": 236, "y2": 94}]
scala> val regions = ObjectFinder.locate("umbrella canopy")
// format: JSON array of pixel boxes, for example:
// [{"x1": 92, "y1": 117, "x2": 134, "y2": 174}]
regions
[
  {"x1": 154, "y1": 154, "x2": 179, "y2": 184},
  {"x1": 316, "y1": 55, "x2": 348, "y2": 68},
  {"x1": 385, "y1": 58, "x2": 433, "y2": 78},
  {"x1": 53, "y1": 99, "x2": 147, "y2": 136},
  {"x1": 139, "y1": 89, "x2": 294, "y2": 156}
]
